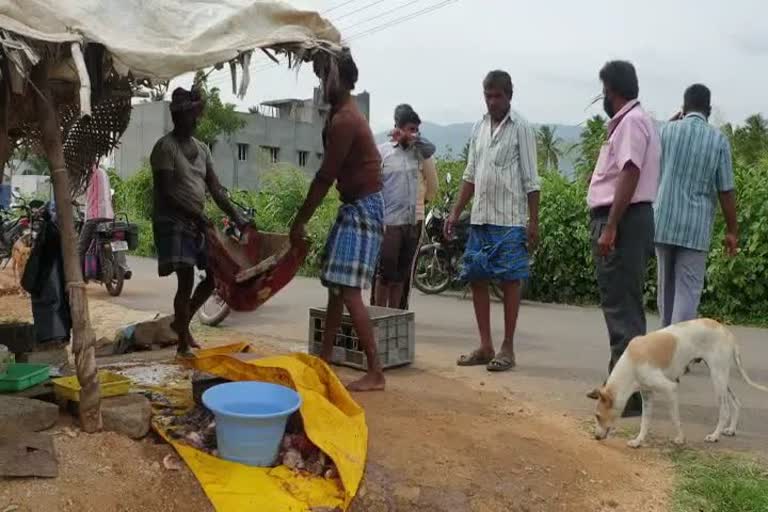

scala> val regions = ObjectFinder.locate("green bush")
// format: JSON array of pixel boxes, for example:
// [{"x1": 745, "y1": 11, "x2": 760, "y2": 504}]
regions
[
  {"x1": 228, "y1": 167, "x2": 340, "y2": 276},
  {"x1": 700, "y1": 161, "x2": 768, "y2": 323},
  {"x1": 109, "y1": 167, "x2": 156, "y2": 257},
  {"x1": 526, "y1": 171, "x2": 596, "y2": 304},
  {"x1": 113, "y1": 146, "x2": 768, "y2": 325},
  {"x1": 116, "y1": 164, "x2": 340, "y2": 274}
]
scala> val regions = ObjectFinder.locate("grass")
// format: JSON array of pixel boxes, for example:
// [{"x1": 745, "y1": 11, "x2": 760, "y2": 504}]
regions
[
  {"x1": 574, "y1": 417, "x2": 768, "y2": 511},
  {"x1": 671, "y1": 449, "x2": 768, "y2": 512}
]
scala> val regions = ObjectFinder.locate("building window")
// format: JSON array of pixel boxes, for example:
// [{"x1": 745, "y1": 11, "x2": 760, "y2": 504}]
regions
[
  {"x1": 316, "y1": 152, "x2": 324, "y2": 162},
  {"x1": 298, "y1": 151, "x2": 308, "y2": 167},
  {"x1": 237, "y1": 143, "x2": 249, "y2": 162},
  {"x1": 261, "y1": 146, "x2": 280, "y2": 164}
]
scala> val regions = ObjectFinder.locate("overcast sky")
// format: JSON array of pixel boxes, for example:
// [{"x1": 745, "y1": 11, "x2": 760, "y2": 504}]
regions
[{"x1": 173, "y1": 0, "x2": 767, "y2": 132}]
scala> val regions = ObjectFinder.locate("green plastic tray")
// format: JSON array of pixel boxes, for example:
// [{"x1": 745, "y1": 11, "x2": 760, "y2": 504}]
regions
[{"x1": 0, "y1": 363, "x2": 50, "y2": 392}]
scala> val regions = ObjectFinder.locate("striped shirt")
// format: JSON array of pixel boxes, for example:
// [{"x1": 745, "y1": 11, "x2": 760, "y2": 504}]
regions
[
  {"x1": 654, "y1": 112, "x2": 735, "y2": 251},
  {"x1": 463, "y1": 110, "x2": 540, "y2": 227}
]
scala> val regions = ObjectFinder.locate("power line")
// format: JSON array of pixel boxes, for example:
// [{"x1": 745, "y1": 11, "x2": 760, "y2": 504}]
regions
[
  {"x1": 332, "y1": 0, "x2": 388, "y2": 22},
  {"x1": 337, "y1": 0, "x2": 425, "y2": 32},
  {"x1": 323, "y1": 0, "x2": 363, "y2": 15},
  {"x1": 347, "y1": 0, "x2": 457, "y2": 40},
  {"x1": 210, "y1": 0, "x2": 434, "y2": 84},
  {"x1": 209, "y1": 0, "x2": 437, "y2": 87},
  {"x1": 207, "y1": 0, "x2": 457, "y2": 89}
]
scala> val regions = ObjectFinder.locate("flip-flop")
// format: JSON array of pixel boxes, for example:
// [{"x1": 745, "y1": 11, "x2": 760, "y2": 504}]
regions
[
  {"x1": 487, "y1": 353, "x2": 515, "y2": 372},
  {"x1": 457, "y1": 349, "x2": 495, "y2": 367}
]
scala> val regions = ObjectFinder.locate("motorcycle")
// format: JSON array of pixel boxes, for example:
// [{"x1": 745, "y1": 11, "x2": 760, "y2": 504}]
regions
[
  {"x1": 197, "y1": 199, "x2": 256, "y2": 327},
  {"x1": 413, "y1": 174, "x2": 516, "y2": 300},
  {"x1": 0, "y1": 195, "x2": 40, "y2": 262},
  {"x1": 81, "y1": 212, "x2": 136, "y2": 297}
]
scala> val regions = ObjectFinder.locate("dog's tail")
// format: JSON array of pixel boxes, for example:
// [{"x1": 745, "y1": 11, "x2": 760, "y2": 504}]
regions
[{"x1": 732, "y1": 334, "x2": 768, "y2": 393}]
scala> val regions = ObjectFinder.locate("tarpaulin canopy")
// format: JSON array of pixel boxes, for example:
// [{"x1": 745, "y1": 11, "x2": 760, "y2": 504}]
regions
[{"x1": 0, "y1": 0, "x2": 341, "y2": 80}]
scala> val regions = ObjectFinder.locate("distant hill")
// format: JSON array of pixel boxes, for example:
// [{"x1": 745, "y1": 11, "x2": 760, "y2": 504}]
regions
[{"x1": 375, "y1": 120, "x2": 583, "y2": 178}]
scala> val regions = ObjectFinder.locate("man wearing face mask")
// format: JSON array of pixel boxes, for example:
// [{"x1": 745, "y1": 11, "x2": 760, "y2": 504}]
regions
[
  {"x1": 586, "y1": 61, "x2": 661, "y2": 416},
  {"x1": 374, "y1": 104, "x2": 436, "y2": 308}
]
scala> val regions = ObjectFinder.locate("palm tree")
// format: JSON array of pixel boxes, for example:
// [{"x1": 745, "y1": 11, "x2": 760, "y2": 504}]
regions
[
  {"x1": 536, "y1": 125, "x2": 566, "y2": 172},
  {"x1": 575, "y1": 115, "x2": 607, "y2": 182}
]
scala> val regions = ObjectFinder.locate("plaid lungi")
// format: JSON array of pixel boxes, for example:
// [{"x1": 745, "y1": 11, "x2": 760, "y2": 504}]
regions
[
  {"x1": 321, "y1": 192, "x2": 384, "y2": 289},
  {"x1": 459, "y1": 224, "x2": 529, "y2": 283},
  {"x1": 153, "y1": 219, "x2": 208, "y2": 277}
]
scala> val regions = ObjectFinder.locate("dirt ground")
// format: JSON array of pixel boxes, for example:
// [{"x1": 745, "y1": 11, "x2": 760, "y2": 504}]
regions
[
  {"x1": 349, "y1": 368, "x2": 670, "y2": 512},
  {"x1": 0, "y1": 429, "x2": 212, "y2": 512},
  {"x1": 0, "y1": 287, "x2": 672, "y2": 511}
]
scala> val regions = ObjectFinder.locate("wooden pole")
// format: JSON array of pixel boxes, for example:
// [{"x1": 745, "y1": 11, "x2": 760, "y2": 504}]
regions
[
  {"x1": 31, "y1": 63, "x2": 102, "y2": 432},
  {"x1": 0, "y1": 80, "x2": 10, "y2": 185}
]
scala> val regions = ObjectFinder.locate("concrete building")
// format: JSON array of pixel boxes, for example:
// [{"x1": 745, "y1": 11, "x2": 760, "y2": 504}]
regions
[{"x1": 113, "y1": 88, "x2": 371, "y2": 190}]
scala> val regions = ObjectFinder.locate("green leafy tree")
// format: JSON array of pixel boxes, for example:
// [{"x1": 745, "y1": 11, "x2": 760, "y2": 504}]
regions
[
  {"x1": 5, "y1": 144, "x2": 49, "y2": 179},
  {"x1": 721, "y1": 122, "x2": 735, "y2": 145},
  {"x1": 193, "y1": 71, "x2": 246, "y2": 149},
  {"x1": 732, "y1": 114, "x2": 768, "y2": 167},
  {"x1": 574, "y1": 115, "x2": 607, "y2": 181}
]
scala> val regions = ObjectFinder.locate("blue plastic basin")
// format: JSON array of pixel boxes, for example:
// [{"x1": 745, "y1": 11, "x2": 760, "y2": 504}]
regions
[{"x1": 202, "y1": 381, "x2": 302, "y2": 467}]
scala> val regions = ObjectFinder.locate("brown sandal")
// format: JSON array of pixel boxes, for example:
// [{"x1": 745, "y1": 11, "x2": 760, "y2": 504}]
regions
[
  {"x1": 487, "y1": 353, "x2": 516, "y2": 372},
  {"x1": 457, "y1": 349, "x2": 495, "y2": 367}
]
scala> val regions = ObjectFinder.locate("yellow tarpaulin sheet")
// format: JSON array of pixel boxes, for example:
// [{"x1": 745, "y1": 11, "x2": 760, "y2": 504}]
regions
[{"x1": 161, "y1": 343, "x2": 367, "y2": 512}]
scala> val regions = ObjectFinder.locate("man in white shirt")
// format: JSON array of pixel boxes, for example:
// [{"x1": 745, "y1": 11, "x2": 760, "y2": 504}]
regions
[
  {"x1": 445, "y1": 70, "x2": 540, "y2": 372},
  {"x1": 374, "y1": 105, "x2": 436, "y2": 308}
]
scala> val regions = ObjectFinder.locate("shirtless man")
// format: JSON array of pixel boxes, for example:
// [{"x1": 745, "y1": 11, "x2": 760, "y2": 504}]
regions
[{"x1": 290, "y1": 49, "x2": 386, "y2": 391}]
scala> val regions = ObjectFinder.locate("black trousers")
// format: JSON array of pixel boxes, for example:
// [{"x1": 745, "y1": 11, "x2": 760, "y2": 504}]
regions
[{"x1": 590, "y1": 203, "x2": 654, "y2": 372}]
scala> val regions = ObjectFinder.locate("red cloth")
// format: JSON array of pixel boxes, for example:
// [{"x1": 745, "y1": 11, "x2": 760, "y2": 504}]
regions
[{"x1": 206, "y1": 226, "x2": 308, "y2": 312}]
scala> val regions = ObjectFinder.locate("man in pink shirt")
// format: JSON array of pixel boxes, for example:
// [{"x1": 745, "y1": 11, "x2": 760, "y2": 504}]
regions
[{"x1": 586, "y1": 61, "x2": 660, "y2": 416}]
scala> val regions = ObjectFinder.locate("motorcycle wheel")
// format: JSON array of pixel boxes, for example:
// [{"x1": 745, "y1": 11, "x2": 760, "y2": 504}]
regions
[
  {"x1": 413, "y1": 245, "x2": 452, "y2": 294},
  {"x1": 103, "y1": 253, "x2": 125, "y2": 297},
  {"x1": 198, "y1": 291, "x2": 231, "y2": 327}
]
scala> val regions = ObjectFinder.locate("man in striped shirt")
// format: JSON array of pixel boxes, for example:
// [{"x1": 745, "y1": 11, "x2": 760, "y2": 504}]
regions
[
  {"x1": 655, "y1": 84, "x2": 738, "y2": 330},
  {"x1": 445, "y1": 70, "x2": 540, "y2": 372}
]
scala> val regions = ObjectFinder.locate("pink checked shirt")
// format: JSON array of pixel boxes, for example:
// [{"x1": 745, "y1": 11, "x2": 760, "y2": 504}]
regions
[
  {"x1": 85, "y1": 165, "x2": 114, "y2": 221},
  {"x1": 587, "y1": 100, "x2": 661, "y2": 209}
]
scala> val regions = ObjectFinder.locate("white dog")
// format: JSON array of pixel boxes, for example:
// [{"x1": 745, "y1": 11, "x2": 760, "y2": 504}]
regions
[{"x1": 593, "y1": 318, "x2": 768, "y2": 448}]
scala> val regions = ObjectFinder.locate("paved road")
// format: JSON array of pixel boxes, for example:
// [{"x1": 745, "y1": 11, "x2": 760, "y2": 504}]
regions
[{"x1": 94, "y1": 256, "x2": 768, "y2": 453}]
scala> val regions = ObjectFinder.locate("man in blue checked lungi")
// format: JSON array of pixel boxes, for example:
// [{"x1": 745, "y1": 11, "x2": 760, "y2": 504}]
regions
[
  {"x1": 290, "y1": 48, "x2": 386, "y2": 392},
  {"x1": 444, "y1": 70, "x2": 540, "y2": 372}
]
